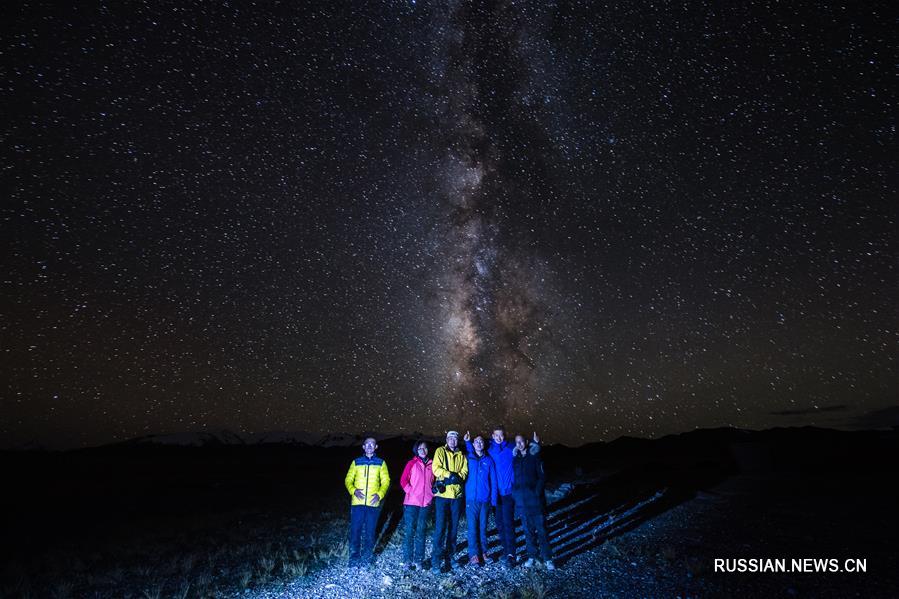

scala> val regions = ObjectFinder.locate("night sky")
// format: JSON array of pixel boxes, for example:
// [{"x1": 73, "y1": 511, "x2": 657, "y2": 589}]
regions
[{"x1": 2, "y1": 1, "x2": 895, "y2": 448}]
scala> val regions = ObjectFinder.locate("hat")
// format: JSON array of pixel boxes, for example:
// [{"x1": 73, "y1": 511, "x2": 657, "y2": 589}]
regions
[{"x1": 446, "y1": 430, "x2": 460, "y2": 438}]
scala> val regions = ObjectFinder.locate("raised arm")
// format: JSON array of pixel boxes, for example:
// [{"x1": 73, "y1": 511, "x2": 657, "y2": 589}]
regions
[
  {"x1": 464, "y1": 440, "x2": 476, "y2": 457},
  {"x1": 463, "y1": 431, "x2": 475, "y2": 457}
]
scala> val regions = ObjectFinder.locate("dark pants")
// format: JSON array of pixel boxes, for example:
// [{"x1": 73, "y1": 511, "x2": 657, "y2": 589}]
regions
[
  {"x1": 349, "y1": 505, "x2": 380, "y2": 565},
  {"x1": 495, "y1": 493, "x2": 516, "y2": 558},
  {"x1": 521, "y1": 509, "x2": 553, "y2": 561},
  {"x1": 466, "y1": 501, "x2": 490, "y2": 558},
  {"x1": 431, "y1": 497, "x2": 462, "y2": 566},
  {"x1": 402, "y1": 504, "x2": 430, "y2": 563}
]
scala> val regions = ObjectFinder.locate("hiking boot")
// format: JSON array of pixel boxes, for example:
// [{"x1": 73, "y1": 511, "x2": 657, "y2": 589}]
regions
[
  {"x1": 450, "y1": 559, "x2": 462, "y2": 571},
  {"x1": 522, "y1": 558, "x2": 536, "y2": 568},
  {"x1": 468, "y1": 555, "x2": 480, "y2": 566},
  {"x1": 481, "y1": 553, "x2": 489, "y2": 564},
  {"x1": 503, "y1": 556, "x2": 515, "y2": 569},
  {"x1": 545, "y1": 560, "x2": 556, "y2": 571}
]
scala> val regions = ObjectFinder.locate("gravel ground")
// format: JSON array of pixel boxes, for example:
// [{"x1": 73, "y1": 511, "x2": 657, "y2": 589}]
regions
[
  {"x1": 229, "y1": 487, "x2": 710, "y2": 598},
  {"x1": 228, "y1": 472, "x2": 897, "y2": 599}
]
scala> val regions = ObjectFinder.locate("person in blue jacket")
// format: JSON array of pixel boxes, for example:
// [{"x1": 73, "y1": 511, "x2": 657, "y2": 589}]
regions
[
  {"x1": 466, "y1": 427, "x2": 540, "y2": 568},
  {"x1": 463, "y1": 434, "x2": 498, "y2": 566}
]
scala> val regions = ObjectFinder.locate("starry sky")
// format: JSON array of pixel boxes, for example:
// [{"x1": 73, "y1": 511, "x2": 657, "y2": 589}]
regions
[{"x1": 2, "y1": 0, "x2": 895, "y2": 448}]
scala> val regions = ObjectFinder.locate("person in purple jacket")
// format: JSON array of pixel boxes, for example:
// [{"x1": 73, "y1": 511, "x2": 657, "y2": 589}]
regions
[
  {"x1": 463, "y1": 435, "x2": 498, "y2": 566},
  {"x1": 398, "y1": 440, "x2": 434, "y2": 570},
  {"x1": 466, "y1": 427, "x2": 540, "y2": 568}
]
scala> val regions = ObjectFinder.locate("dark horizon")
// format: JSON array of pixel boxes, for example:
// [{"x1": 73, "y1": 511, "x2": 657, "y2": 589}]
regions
[
  {"x1": 2, "y1": 2, "x2": 895, "y2": 450},
  {"x1": 6, "y1": 413, "x2": 899, "y2": 452}
]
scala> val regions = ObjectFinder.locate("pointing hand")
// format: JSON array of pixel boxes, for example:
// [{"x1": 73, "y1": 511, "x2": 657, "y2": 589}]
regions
[
  {"x1": 464, "y1": 431, "x2": 471, "y2": 442},
  {"x1": 533, "y1": 431, "x2": 540, "y2": 444}
]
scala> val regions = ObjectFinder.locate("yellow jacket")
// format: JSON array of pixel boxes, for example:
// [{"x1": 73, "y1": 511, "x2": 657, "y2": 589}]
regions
[
  {"x1": 432, "y1": 446, "x2": 468, "y2": 499},
  {"x1": 345, "y1": 455, "x2": 390, "y2": 507}
]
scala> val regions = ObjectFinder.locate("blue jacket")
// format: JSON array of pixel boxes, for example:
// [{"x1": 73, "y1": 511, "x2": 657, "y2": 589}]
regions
[
  {"x1": 466, "y1": 439, "x2": 539, "y2": 497},
  {"x1": 464, "y1": 451, "x2": 498, "y2": 506}
]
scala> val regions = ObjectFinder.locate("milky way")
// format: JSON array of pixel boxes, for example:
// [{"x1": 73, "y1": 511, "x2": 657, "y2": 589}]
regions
[
  {"x1": 1, "y1": 0, "x2": 895, "y2": 447},
  {"x1": 425, "y1": 1, "x2": 561, "y2": 428}
]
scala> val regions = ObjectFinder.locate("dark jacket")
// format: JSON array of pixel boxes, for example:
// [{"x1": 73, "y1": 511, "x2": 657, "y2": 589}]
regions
[{"x1": 511, "y1": 443, "x2": 545, "y2": 515}]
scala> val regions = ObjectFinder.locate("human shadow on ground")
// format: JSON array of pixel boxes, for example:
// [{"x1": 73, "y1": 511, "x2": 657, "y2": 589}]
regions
[
  {"x1": 373, "y1": 481, "x2": 409, "y2": 557},
  {"x1": 448, "y1": 461, "x2": 732, "y2": 567},
  {"x1": 370, "y1": 457, "x2": 731, "y2": 568}
]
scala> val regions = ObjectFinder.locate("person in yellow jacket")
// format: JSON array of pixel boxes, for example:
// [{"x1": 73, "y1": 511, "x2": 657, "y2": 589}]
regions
[
  {"x1": 430, "y1": 430, "x2": 469, "y2": 572},
  {"x1": 344, "y1": 437, "x2": 390, "y2": 567}
]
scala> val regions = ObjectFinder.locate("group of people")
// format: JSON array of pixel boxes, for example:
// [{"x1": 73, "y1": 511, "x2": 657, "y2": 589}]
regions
[{"x1": 343, "y1": 426, "x2": 555, "y2": 573}]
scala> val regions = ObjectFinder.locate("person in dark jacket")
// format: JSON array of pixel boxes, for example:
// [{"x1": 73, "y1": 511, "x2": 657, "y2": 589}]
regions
[
  {"x1": 512, "y1": 434, "x2": 555, "y2": 570},
  {"x1": 398, "y1": 440, "x2": 434, "y2": 569},
  {"x1": 463, "y1": 435, "x2": 498, "y2": 566}
]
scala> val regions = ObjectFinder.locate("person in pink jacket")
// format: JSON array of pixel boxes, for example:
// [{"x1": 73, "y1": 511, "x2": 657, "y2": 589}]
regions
[{"x1": 399, "y1": 440, "x2": 435, "y2": 569}]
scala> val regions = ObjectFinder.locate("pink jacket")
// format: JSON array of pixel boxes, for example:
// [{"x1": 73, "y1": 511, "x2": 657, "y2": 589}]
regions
[{"x1": 400, "y1": 457, "x2": 434, "y2": 507}]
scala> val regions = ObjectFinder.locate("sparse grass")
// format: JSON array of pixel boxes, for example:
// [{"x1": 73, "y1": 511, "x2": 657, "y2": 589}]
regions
[
  {"x1": 519, "y1": 576, "x2": 550, "y2": 599},
  {"x1": 2, "y1": 496, "x2": 369, "y2": 598},
  {"x1": 239, "y1": 569, "x2": 252, "y2": 589},
  {"x1": 281, "y1": 558, "x2": 308, "y2": 577},
  {"x1": 180, "y1": 552, "x2": 197, "y2": 574},
  {"x1": 141, "y1": 584, "x2": 162, "y2": 599},
  {"x1": 50, "y1": 580, "x2": 73, "y2": 599},
  {"x1": 258, "y1": 557, "x2": 275, "y2": 577},
  {"x1": 438, "y1": 576, "x2": 466, "y2": 598},
  {"x1": 173, "y1": 580, "x2": 191, "y2": 599},
  {"x1": 194, "y1": 571, "x2": 212, "y2": 595},
  {"x1": 314, "y1": 539, "x2": 348, "y2": 561}
]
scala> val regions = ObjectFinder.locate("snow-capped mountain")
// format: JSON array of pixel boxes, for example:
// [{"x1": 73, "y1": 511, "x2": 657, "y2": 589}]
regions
[{"x1": 121, "y1": 430, "x2": 384, "y2": 448}]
